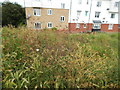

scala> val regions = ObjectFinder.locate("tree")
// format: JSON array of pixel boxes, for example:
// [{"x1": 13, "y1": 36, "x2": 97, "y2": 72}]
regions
[
  {"x1": 0, "y1": 3, "x2": 2, "y2": 27},
  {"x1": 2, "y1": 2, "x2": 26, "y2": 27}
]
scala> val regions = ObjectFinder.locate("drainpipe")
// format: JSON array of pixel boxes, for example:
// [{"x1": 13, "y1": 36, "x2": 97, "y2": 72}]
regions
[
  {"x1": 88, "y1": 0, "x2": 93, "y2": 32},
  {"x1": 69, "y1": 0, "x2": 72, "y2": 32},
  {"x1": 24, "y1": 0, "x2": 27, "y2": 26}
]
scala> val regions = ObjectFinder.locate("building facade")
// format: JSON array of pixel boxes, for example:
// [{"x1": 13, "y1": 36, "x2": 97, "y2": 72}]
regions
[
  {"x1": 25, "y1": 0, "x2": 69, "y2": 30},
  {"x1": 69, "y1": 0, "x2": 120, "y2": 32},
  {"x1": 25, "y1": 0, "x2": 120, "y2": 32}
]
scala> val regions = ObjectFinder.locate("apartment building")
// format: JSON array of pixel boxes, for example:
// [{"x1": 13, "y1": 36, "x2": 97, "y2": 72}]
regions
[
  {"x1": 69, "y1": 0, "x2": 120, "y2": 32},
  {"x1": 25, "y1": 0, "x2": 120, "y2": 32},
  {"x1": 25, "y1": 0, "x2": 69, "y2": 30}
]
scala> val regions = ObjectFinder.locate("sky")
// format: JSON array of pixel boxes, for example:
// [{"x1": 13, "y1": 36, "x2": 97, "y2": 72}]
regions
[{"x1": 0, "y1": 0, "x2": 27, "y2": 7}]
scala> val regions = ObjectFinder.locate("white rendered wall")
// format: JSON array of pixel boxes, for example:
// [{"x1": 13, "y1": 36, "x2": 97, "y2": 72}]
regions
[
  {"x1": 25, "y1": 0, "x2": 119, "y2": 24},
  {"x1": 25, "y1": 0, "x2": 70, "y2": 9},
  {"x1": 69, "y1": 0, "x2": 120, "y2": 24}
]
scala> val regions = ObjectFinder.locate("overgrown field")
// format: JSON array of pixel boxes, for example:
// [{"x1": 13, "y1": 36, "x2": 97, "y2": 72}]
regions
[{"x1": 2, "y1": 27, "x2": 119, "y2": 88}]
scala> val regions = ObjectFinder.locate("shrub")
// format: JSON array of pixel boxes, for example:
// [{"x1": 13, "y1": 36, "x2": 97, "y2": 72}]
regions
[{"x1": 51, "y1": 27, "x2": 57, "y2": 31}]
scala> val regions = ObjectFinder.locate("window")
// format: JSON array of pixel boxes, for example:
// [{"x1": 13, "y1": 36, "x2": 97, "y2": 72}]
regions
[
  {"x1": 34, "y1": 22, "x2": 41, "y2": 29},
  {"x1": 119, "y1": 24, "x2": 120, "y2": 29},
  {"x1": 77, "y1": 10, "x2": 81, "y2": 17},
  {"x1": 61, "y1": 16, "x2": 65, "y2": 22},
  {"x1": 35, "y1": 0, "x2": 41, "y2": 1},
  {"x1": 78, "y1": 0, "x2": 82, "y2": 4},
  {"x1": 95, "y1": 12, "x2": 100, "y2": 18},
  {"x1": 114, "y1": 2, "x2": 119, "y2": 7},
  {"x1": 86, "y1": 0, "x2": 89, "y2": 4},
  {"x1": 111, "y1": 13, "x2": 115, "y2": 18},
  {"x1": 93, "y1": 24, "x2": 101, "y2": 29},
  {"x1": 85, "y1": 11, "x2": 88, "y2": 16},
  {"x1": 33, "y1": 9, "x2": 41, "y2": 16},
  {"x1": 48, "y1": 9, "x2": 52, "y2": 15},
  {"x1": 61, "y1": 3, "x2": 65, "y2": 9},
  {"x1": 97, "y1": 1, "x2": 102, "y2": 7},
  {"x1": 83, "y1": 23, "x2": 87, "y2": 28},
  {"x1": 76, "y1": 23, "x2": 80, "y2": 28},
  {"x1": 108, "y1": 24, "x2": 113, "y2": 30},
  {"x1": 48, "y1": 22, "x2": 53, "y2": 28}
]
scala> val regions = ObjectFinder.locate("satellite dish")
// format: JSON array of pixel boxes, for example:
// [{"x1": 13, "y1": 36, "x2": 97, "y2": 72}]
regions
[
  {"x1": 26, "y1": 14, "x2": 31, "y2": 19},
  {"x1": 28, "y1": 14, "x2": 31, "y2": 18}
]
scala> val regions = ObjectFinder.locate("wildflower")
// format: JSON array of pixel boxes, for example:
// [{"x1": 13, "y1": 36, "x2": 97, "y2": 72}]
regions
[{"x1": 36, "y1": 49, "x2": 39, "y2": 52}]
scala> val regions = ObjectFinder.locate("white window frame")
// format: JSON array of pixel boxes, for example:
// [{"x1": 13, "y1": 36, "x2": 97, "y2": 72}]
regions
[
  {"x1": 108, "y1": 24, "x2": 113, "y2": 30},
  {"x1": 60, "y1": 16, "x2": 65, "y2": 22},
  {"x1": 83, "y1": 23, "x2": 87, "y2": 28},
  {"x1": 95, "y1": 12, "x2": 101, "y2": 18},
  {"x1": 85, "y1": 11, "x2": 88, "y2": 16},
  {"x1": 34, "y1": 22, "x2": 41, "y2": 29},
  {"x1": 33, "y1": 9, "x2": 41, "y2": 16},
  {"x1": 97, "y1": 1, "x2": 102, "y2": 7},
  {"x1": 48, "y1": 9, "x2": 52, "y2": 15},
  {"x1": 93, "y1": 24, "x2": 101, "y2": 29},
  {"x1": 35, "y1": 0, "x2": 41, "y2": 1},
  {"x1": 76, "y1": 23, "x2": 80, "y2": 28},
  {"x1": 48, "y1": 22, "x2": 53, "y2": 28},
  {"x1": 78, "y1": 0, "x2": 82, "y2": 4},
  {"x1": 111, "y1": 13, "x2": 115, "y2": 18},
  {"x1": 61, "y1": 3, "x2": 65, "y2": 9},
  {"x1": 77, "y1": 10, "x2": 81, "y2": 17},
  {"x1": 86, "y1": 0, "x2": 89, "y2": 4},
  {"x1": 114, "y1": 2, "x2": 119, "y2": 7}
]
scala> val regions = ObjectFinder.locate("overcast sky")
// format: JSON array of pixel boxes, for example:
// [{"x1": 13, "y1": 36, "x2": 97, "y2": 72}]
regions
[{"x1": 0, "y1": 0, "x2": 26, "y2": 7}]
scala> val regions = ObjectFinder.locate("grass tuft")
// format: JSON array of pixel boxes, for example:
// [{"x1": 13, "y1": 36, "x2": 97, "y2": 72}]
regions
[{"x1": 2, "y1": 27, "x2": 119, "y2": 88}]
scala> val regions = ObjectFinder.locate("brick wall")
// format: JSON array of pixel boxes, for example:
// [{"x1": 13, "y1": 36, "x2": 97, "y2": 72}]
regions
[
  {"x1": 69, "y1": 23, "x2": 120, "y2": 32},
  {"x1": 101, "y1": 24, "x2": 119, "y2": 32},
  {"x1": 25, "y1": 7, "x2": 69, "y2": 30},
  {"x1": 69, "y1": 23, "x2": 93, "y2": 32}
]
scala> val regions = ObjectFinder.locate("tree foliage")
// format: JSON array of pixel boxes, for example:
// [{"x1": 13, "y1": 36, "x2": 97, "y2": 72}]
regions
[{"x1": 2, "y1": 2, "x2": 26, "y2": 27}]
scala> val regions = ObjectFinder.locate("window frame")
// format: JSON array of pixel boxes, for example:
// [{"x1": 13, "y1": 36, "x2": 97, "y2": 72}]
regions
[
  {"x1": 60, "y1": 16, "x2": 65, "y2": 22},
  {"x1": 85, "y1": 11, "x2": 88, "y2": 16},
  {"x1": 78, "y1": 0, "x2": 82, "y2": 4},
  {"x1": 95, "y1": 12, "x2": 101, "y2": 18},
  {"x1": 114, "y1": 2, "x2": 119, "y2": 7},
  {"x1": 35, "y1": 0, "x2": 41, "y2": 1},
  {"x1": 83, "y1": 23, "x2": 87, "y2": 28},
  {"x1": 47, "y1": 22, "x2": 53, "y2": 28},
  {"x1": 86, "y1": 0, "x2": 89, "y2": 4},
  {"x1": 93, "y1": 23, "x2": 101, "y2": 29},
  {"x1": 34, "y1": 22, "x2": 41, "y2": 29},
  {"x1": 77, "y1": 10, "x2": 81, "y2": 17},
  {"x1": 96, "y1": 1, "x2": 102, "y2": 7},
  {"x1": 108, "y1": 24, "x2": 113, "y2": 30},
  {"x1": 111, "y1": 13, "x2": 115, "y2": 18},
  {"x1": 33, "y1": 8, "x2": 41, "y2": 16},
  {"x1": 61, "y1": 3, "x2": 65, "y2": 9},
  {"x1": 48, "y1": 9, "x2": 52, "y2": 15},
  {"x1": 76, "y1": 23, "x2": 80, "y2": 28}
]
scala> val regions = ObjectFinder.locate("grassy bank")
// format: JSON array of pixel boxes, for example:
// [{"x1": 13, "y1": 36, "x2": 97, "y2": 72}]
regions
[{"x1": 2, "y1": 27, "x2": 119, "y2": 88}]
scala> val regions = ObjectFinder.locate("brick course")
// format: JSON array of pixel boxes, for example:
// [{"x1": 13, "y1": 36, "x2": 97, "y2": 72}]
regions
[{"x1": 69, "y1": 23, "x2": 119, "y2": 32}]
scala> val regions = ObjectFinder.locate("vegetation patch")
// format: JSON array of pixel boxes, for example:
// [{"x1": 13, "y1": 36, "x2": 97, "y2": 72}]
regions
[{"x1": 2, "y1": 27, "x2": 119, "y2": 88}]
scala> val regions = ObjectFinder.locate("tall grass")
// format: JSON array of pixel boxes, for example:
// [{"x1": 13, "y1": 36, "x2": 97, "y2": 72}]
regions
[{"x1": 2, "y1": 27, "x2": 119, "y2": 88}]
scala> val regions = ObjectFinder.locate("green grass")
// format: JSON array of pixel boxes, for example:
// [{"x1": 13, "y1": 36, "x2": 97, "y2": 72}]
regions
[{"x1": 2, "y1": 27, "x2": 119, "y2": 88}]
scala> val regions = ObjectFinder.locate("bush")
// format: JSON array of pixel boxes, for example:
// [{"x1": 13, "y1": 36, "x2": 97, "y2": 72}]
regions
[{"x1": 51, "y1": 27, "x2": 57, "y2": 31}]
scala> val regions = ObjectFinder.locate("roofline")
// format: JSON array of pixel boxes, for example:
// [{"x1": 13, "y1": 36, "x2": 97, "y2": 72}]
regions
[{"x1": 25, "y1": 7, "x2": 69, "y2": 10}]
